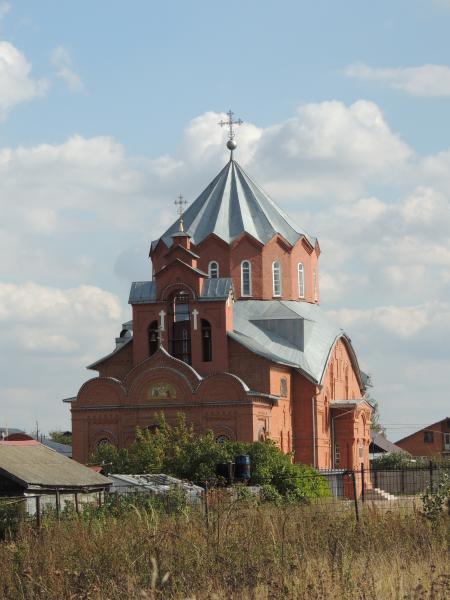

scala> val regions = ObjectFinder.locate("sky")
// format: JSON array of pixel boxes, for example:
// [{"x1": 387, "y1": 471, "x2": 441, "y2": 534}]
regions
[{"x1": 0, "y1": 0, "x2": 449, "y2": 442}]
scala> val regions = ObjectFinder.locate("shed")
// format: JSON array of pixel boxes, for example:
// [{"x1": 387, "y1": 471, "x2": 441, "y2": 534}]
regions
[{"x1": 0, "y1": 440, "x2": 111, "y2": 513}]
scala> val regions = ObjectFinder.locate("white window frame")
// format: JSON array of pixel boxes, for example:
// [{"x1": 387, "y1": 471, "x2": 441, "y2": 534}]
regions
[
  {"x1": 241, "y1": 260, "x2": 252, "y2": 296},
  {"x1": 208, "y1": 261, "x2": 219, "y2": 279},
  {"x1": 297, "y1": 262, "x2": 305, "y2": 298},
  {"x1": 272, "y1": 261, "x2": 282, "y2": 297}
]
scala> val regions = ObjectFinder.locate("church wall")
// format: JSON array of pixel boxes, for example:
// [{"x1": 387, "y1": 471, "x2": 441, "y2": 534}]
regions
[
  {"x1": 95, "y1": 341, "x2": 133, "y2": 380},
  {"x1": 195, "y1": 235, "x2": 231, "y2": 278},
  {"x1": 261, "y1": 237, "x2": 293, "y2": 300},
  {"x1": 291, "y1": 372, "x2": 317, "y2": 465},
  {"x1": 230, "y1": 235, "x2": 264, "y2": 299},
  {"x1": 228, "y1": 338, "x2": 270, "y2": 393},
  {"x1": 287, "y1": 239, "x2": 319, "y2": 304},
  {"x1": 269, "y1": 366, "x2": 293, "y2": 453},
  {"x1": 132, "y1": 303, "x2": 166, "y2": 365}
]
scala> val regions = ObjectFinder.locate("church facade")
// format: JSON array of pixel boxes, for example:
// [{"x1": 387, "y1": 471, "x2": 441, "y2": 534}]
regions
[{"x1": 68, "y1": 126, "x2": 372, "y2": 471}]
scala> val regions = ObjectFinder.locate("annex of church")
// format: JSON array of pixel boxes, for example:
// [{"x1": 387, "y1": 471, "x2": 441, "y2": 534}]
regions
[{"x1": 67, "y1": 113, "x2": 372, "y2": 471}]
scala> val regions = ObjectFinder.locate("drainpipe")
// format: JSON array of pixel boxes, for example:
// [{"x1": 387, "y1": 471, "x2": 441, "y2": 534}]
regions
[{"x1": 311, "y1": 395, "x2": 316, "y2": 468}]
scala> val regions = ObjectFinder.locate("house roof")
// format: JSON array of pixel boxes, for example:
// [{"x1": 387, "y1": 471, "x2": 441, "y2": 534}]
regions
[
  {"x1": 230, "y1": 300, "x2": 363, "y2": 387},
  {"x1": 395, "y1": 417, "x2": 450, "y2": 445},
  {"x1": 0, "y1": 440, "x2": 111, "y2": 491},
  {"x1": 156, "y1": 159, "x2": 316, "y2": 249},
  {"x1": 370, "y1": 430, "x2": 408, "y2": 454}
]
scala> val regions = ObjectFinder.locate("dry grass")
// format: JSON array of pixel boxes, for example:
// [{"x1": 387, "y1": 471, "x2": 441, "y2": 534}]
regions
[{"x1": 0, "y1": 502, "x2": 448, "y2": 599}]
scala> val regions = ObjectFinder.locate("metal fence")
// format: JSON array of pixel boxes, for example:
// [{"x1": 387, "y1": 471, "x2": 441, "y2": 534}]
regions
[{"x1": 1, "y1": 464, "x2": 449, "y2": 534}]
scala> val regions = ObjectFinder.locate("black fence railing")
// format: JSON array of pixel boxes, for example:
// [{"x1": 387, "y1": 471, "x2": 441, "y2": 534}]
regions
[{"x1": 1, "y1": 465, "x2": 449, "y2": 534}]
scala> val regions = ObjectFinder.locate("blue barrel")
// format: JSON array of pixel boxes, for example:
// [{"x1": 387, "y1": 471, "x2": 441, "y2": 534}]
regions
[{"x1": 234, "y1": 454, "x2": 251, "y2": 481}]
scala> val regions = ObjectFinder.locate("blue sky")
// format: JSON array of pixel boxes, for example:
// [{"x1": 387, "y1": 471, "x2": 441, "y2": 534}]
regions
[{"x1": 1, "y1": 0, "x2": 450, "y2": 442}]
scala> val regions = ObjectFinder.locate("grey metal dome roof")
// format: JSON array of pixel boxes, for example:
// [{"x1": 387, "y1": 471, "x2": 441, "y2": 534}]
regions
[{"x1": 159, "y1": 159, "x2": 316, "y2": 248}]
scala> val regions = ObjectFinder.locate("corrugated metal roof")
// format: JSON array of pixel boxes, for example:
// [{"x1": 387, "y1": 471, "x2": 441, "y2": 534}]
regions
[
  {"x1": 230, "y1": 300, "x2": 359, "y2": 386},
  {"x1": 159, "y1": 159, "x2": 316, "y2": 248},
  {"x1": 0, "y1": 441, "x2": 111, "y2": 490},
  {"x1": 129, "y1": 281, "x2": 157, "y2": 304},
  {"x1": 201, "y1": 277, "x2": 233, "y2": 299}
]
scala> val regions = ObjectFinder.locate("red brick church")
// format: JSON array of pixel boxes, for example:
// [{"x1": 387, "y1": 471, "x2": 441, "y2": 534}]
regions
[{"x1": 68, "y1": 113, "x2": 372, "y2": 470}]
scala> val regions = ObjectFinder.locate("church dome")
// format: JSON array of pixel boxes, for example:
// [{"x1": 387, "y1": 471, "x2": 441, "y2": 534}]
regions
[{"x1": 159, "y1": 159, "x2": 316, "y2": 249}]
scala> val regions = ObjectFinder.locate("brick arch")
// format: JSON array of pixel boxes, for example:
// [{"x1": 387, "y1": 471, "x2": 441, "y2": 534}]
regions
[
  {"x1": 76, "y1": 377, "x2": 126, "y2": 407},
  {"x1": 91, "y1": 428, "x2": 118, "y2": 448},
  {"x1": 160, "y1": 281, "x2": 197, "y2": 301},
  {"x1": 212, "y1": 424, "x2": 237, "y2": 442},
  {"x1": 124, "y1": 347, "x2": 202, "y2": 391},
  {"x1": 196, "y1": 372, "x2": 249, "y2": 403},
  {"x1": 127, "y1": 366, "x2": 194, "y2": 405}
]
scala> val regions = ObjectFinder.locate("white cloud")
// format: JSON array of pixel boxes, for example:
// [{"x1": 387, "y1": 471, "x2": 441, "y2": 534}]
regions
[
  {"x1": 51, "y1": 45, "x2": 84, "y2": 92},
  {"x1": 345, "y1": 62, "x2": 450, "y2": 96},
  {"x1": 0, "y1": 41, "x2": 48, "y2": 117}
]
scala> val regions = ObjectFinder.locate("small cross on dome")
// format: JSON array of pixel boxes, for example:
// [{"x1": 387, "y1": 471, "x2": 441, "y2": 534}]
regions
[{"x1": 174, "y1": 194, "x2": 188, "y2": 232}]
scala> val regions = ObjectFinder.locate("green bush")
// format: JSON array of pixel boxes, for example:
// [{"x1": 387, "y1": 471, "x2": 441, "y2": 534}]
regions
[
  {"x1": 0, "y1": 498, "x2": 26, "y2": 539},
  {"x1": 92, "y1": 413, "x2": 330, "y2": 501}
]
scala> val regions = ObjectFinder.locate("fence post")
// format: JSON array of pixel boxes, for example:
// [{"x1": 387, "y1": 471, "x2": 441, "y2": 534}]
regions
[
  {"x1": 35, "y1": 496, "x2": 41, "y2": 530},
  {"x1": 204, "y1": 481, "x2": 210, "y2": 530},
  {"x1": 74, "y1": 492, "x2": 80, "y2": 515},
  {"x1": 55, "y1": 489, "x2": 60, "y2": 520},
  {"x1": 429, "y1": 460, "x2": 433, "y2": 492},
  {"x1": 361, "y1": 463, "x2": 365, "y2": 503},
  {"x1": 351, "y1": 471, "x2": 360, "y2": 523}
]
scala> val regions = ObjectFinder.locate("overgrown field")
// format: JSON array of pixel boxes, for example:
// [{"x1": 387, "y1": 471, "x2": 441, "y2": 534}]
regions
[{"x1": 0, "y1": 501, "x2": 448, "y2": 599}]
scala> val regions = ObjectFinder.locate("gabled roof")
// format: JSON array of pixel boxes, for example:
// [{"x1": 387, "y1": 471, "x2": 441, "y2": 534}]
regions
[
  {"x1": 230, "y1": 300, "x2": 364, "y2": 387},
  {"x1": 158, "y1": 159, "x2": 316, "y2": 248},
  {"x1": 128, "y1": 278, "x2": 234, "y2": 304},
  {"x1": 370, "y1": 430, "x2": 408, "y2": 455},
  {"x1": 0, "y1": 440, "x2": 111, "y2": 491}
]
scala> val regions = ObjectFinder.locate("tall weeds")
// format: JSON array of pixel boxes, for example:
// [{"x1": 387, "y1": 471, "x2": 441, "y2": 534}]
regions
[{"x1": 0, "y1": 503, "x2": 448, "y2": 599}]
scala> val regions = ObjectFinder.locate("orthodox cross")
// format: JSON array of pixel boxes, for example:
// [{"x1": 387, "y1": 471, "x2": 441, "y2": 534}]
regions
[
  {"x1": 218, "y1": 109, "x2": 243, "y2": 142},
  {"x1": 174, "y1": 194, "x2": 187, "y2": 231},
  {"x1": 192, "y1": 308, "x2": 199, "y2": 331}
]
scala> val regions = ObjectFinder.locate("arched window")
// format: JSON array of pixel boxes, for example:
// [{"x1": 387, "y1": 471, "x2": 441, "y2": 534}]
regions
[
  {"x1": 171, "y1": 293, "x2": 191, "y2": 364},
  {"x1": 208, "y1": 261, "x2": 219, "y2": 279},
  {"x1": 298, "y1": 263, "x2": 305, "y2": 298},
  {"x1": 241, "y1": 260, "x2": 252, "y2": 296},
  {"x1": 148, "y1": 320, "x2": 159, "y2": 356},
  {"x1": 96, "y1": 438, "x2": 110, "y2": 448},
  {"x1": 201, "y1": 319, "x2": 212, "y2": 362},
  {"x1": 272, "y1": 261, "x2": 282, "y2": 297},
  {"x1": 280, "y1": 378, "x2": 288, "y2": 397},
  {"x1": 313, "y1": 269, "x2": 318, "y2": 302}
]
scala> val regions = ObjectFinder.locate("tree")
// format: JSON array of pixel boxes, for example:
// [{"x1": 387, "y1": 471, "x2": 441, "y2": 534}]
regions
[
  {"x1": 91, "y1": 413, "x2": 330, "y2": 500},
  {"x1": 366, "y1": 395, "x2": 385, "y2": 435},
  {"x1": 49, "y1": 430, "x2": 72, "y2": 445}
]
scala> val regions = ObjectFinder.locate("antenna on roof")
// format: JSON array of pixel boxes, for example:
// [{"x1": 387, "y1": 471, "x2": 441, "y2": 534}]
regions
[{"x1": 218, "y1": 109, "x2": 243, "y2": 160}]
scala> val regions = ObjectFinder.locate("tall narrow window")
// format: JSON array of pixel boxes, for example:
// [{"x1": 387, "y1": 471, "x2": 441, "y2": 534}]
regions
[
  {"x1": 201, "y1": 319, "x2": 212, "y2": 362},
  {"x1": 171, "y1": 293, "x2": 191, "y2": 364},
  {"x1": 148, "y1": 320, "x2": 159, "y2": 356},
  {"x1": 272, "y1": 261, "x2": 282, "y2": 297},
  {"x1": 241, "y1": 260, "x2": 252, "y2": 296},
  {"x1": 208, "y1": 261, "x2": 219, "y2": 279},
  {"x1": 298, "y1": 262, "x2": 305, "y2": 298},
  {"x1": 313, "y1": 269, "x2": 318, "y2": 302}
]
